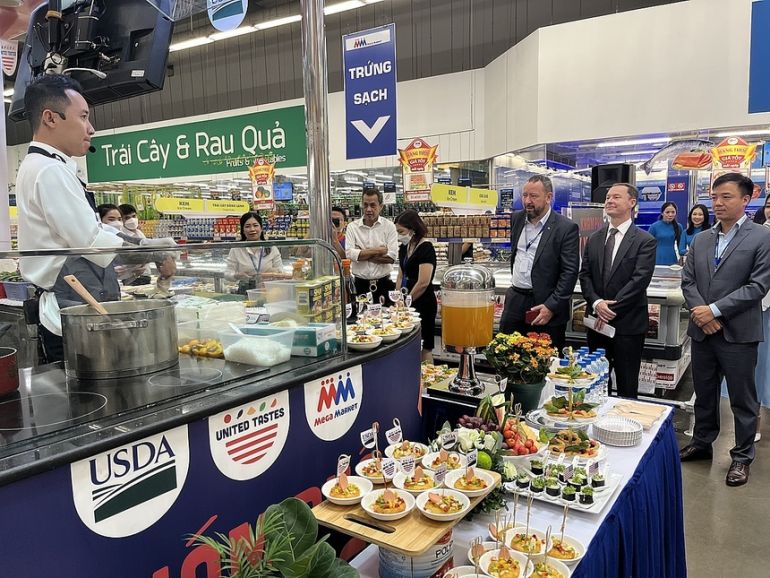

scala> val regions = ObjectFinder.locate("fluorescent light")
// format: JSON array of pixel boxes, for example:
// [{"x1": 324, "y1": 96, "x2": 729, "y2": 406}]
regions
[
  {"x1": 596, "y1": 137, "x2": 671, "y2": 148},
  {"x1": 363, "y1": 0, "x2": 385, "y2": 3},
  {"x1": 374, "y1": 173, "x2": 391, "y2": 179},
  {"x1": 169, "y1": 37, "x2": 212, "y2": 52},
  {"x1": 209, "y1": 26, "x2": 257, "y2": 41},
  {"x1": 714, "y1": 129, "x2": 770, "y2": 137},
  {"x1": 324, "y1": 1, "x2": 363, "y2": 15},
  {"x1": 612, "y1": 149, "x2": 659, "y2": 157},
  {"x1": 3, "y1": 88, "x2": 12, "y2": 97},
  {"x1": 346, "y1": 170, "x2": 368, "y2": 177},
  {"x1": 255, "y1": 14, "x2": 302, "y2": 30}
]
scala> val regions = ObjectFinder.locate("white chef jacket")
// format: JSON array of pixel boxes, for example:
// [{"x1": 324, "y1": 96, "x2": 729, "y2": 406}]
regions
[
  {"x1": 345, "y1": 216, "x2": 398, "y2": 280},
  {"x1": 16, "y1": 141, "x2": 123, "y2": 335},
  {"x1": 225, "y1": 246, "x2": 284, "y2": 280}
]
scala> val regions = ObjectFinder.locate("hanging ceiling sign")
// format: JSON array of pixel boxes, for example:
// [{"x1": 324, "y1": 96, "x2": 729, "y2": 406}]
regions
[
  {"x1": 711, "y1": 137, "x2": 757, "y2": 171},
  {"x1": 207, "y1": 0, "x2": 248, "y2": 32},
  {"x1": 343, "y1": 23, "x2": 397, "y2": 159}
]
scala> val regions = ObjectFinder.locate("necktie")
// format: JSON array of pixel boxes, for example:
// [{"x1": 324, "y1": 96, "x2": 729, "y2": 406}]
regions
[{"x1": 603, "y1": 228, "x2": 618, "y2": 287}]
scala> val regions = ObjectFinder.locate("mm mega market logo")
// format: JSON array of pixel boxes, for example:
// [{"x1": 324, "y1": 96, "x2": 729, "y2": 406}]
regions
[
  {"x1": 304, "y1": 365, "x2": 363, "y2": 441},
  {"x1": 345, "y1": 28, "x2": 391, "y2": 52},
  {"x1": 209, "y1": 391, "x2": 290, "y2": 481},
  {"x1": 71, "y1": 426, "x2": 190, "y2": 538}
]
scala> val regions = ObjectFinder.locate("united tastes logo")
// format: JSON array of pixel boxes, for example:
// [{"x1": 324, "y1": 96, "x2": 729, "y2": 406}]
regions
[
  {"x1": 304, "y1": 365, "x2": 363, "y2": 441},
  {"x1": 209, "y1": 391, "x2": 290, "y2": 481},
  {"x1": 71, "y1": 426, "x2": 190, "y2": 538}
]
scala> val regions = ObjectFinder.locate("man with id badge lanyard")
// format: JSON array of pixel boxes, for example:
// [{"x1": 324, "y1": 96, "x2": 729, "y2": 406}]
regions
[
  {"x1": 680, "y1": 173, "x2": 770, "y2": 487},
  {"x1": 499, "y1": 175, "x2": 579, "y2": 353}
]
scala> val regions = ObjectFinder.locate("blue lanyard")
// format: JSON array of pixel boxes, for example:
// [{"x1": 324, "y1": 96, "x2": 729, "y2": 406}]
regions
[
  {"x1": 714, "y1": 230, "x2": 736, "y2": 268},
  {"x1": 524, "y1": 224, "x2": 544, "y2": 251},
  {"x1": 248, "y1": 248, "x2": 264, "y2": 274}
]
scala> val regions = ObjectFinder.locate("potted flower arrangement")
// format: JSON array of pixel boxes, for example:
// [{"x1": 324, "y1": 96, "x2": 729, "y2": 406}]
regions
[{"x1": 484, "y1": 332, "x2": 557, "y2": 411}]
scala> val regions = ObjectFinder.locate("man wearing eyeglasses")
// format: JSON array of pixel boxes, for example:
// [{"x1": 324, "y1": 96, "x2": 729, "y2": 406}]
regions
[{"x1": 15, "y1": 74, "x2": 124, "y2": 363}]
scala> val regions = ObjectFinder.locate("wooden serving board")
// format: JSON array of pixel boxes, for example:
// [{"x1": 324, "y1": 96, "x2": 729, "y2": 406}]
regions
[{"x1": 312, "y1": 471, "x2": 501, "y2": 557}]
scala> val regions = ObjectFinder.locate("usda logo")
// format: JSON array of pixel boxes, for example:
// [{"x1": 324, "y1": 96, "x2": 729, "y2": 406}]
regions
[{"x1": 71, "y1": 426, "x2": 190, "y2": 538}]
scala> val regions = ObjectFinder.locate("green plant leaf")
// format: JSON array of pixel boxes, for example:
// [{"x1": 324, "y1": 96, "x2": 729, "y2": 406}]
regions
[
  {"x1": 327, "y1": 557, "x2": 361, "y2": 578},
  {"x1": 267, "y1": 498, "x2": 318, "y2": 565}
]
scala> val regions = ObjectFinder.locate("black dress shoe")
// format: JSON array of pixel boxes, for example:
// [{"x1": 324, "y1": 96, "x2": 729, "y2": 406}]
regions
[
  {"x1": 679, "y1": 444, "x2": 713, "y2": 462},
  {"x1": 726, "y1": 461, "x2": 750, "y2": 487}
]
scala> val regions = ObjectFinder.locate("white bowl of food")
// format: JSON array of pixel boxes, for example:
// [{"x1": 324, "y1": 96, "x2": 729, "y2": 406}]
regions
[
  {"x1": 348, "y1": 333, "x2": 383, "y2": 351},
  {"x1": 392, "y1": 468, "x2": 438, "y2": 495},
  {"x1": 503, "y1": 526, "x2": 548, "y2": 556},
  {"x1": 545, "y1": 535, "x2": 585, "y2": 565},
  {"x1": 392, "y1": 320, "x2": 416, "y2": 332},
  {"x1": 529, "y1": 556, "x2": 572, "y2": 577},
  {"x1": 479, "y1": 548, "x2": 534, "y2": 578},
  {"x1": 361, "y1": 488, "x2": 415, "y2": 521},
  {"x1": 415, "y1": 489, "x2": 471, "y2": 521},
  {"x1": 385, "y1": 440, "x2": 430, "y2": 460},
  {"x1": 442, "y1": 566, "x2": 481, "y2": 578},
  {"x1": 367, "y1": 327, "x2": 402, "y2": 343},
  {"x1": 321, "y1": 475, "x2": 373, "y2": 505},
  {"x1": 466, "y1": 541, "x2": 498, "y2": 565},
  {"x1": 422, "y1": 451, "x2": 467, "y2": 472},
  {"x1": 444, "y1": 467, "x2": 496, "y2": 498},
  {"x1": 355, "y1": 457, "x2": 390, "y2": 484}
]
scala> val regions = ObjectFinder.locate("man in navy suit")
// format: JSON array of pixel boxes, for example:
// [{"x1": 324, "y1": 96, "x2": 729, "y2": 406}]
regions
[
  {"x1": 578, "y1": 183, "x2": 657, "y2": 399},
  {"x1": 499, "y1": 175, "x2": 580, "y2": 352}
]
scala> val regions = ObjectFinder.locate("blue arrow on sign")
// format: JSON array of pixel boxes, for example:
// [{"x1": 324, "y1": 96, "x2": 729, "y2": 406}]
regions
[{"x1": 343, "y1": 24, "x2": 397, "y2": 160}]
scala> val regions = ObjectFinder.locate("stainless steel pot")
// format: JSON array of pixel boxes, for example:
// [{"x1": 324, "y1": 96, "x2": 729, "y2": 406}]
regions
[{"x1": 61, "y1": 300, "x2": 178, "y2": 380}]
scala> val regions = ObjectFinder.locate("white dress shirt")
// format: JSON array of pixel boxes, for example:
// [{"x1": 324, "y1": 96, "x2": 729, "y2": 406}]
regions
[
  {"x1": 512, "y1": 208, "x2": 551, "y2": 289},
  {"x1": 345, "y1": 216, "x2": 399, "y2": 280},
  {"x1": 593, "y1": 218, "x2": 633, "y2": 310},
  {"x1": 225, "y1": 246, "x2": 284, "y2": 280},
  {"x1": 17, "y1": 141, "x2": 123, "y2": 334},
  {"x1": 710, "y1": 214, "x2": 748, "y2": 318}
]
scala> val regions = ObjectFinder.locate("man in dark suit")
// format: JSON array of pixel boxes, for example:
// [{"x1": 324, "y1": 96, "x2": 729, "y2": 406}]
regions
[
  {"x1": 499, "y1": 175, "x2": 580, "y2": 352},
  {"x1": 679, "y1": 173, "x2": 770, "y2": 487},
  {"x1": 578, "y1": 183, "x2": 656, "y2": 398}
]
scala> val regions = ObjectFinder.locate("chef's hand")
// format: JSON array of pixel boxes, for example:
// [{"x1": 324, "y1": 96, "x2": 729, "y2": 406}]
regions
[
  {"x1": 690, "y1": 305, "x2": 715, "y2": 328},
  {"x1": 701, "y1": 318, "x2": 723, "y2": 335},
  {"x1": 594, "y1": 300, "x2": 617, "y2": 323},
  {"x1": 157, "y1": 255, "x2": 176, "y2": 278},
  {"x1": 529, "y1": 304, "x2": 553, "y2": 326}
]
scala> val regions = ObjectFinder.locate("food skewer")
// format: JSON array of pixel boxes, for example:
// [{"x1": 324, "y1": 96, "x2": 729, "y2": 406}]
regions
[
  {"x1": 470, "y1": 536, "x2": 484, "y2": 577},
  {"x1": 544, "y1": 526, "x2": 552, "y2": 572},
  {"x1": 512, "y1": 492, "x2": 519, "y2": 529},
  {"x1": 560, "y1": 503, "x2": 569, "y2": 545},
  {"x1": 524, "y1": 493, "x2": 534, "y2": 536}
]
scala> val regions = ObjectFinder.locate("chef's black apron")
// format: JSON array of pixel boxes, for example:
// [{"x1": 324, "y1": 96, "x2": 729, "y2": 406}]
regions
[{"x1": 27, "y1": 147, "x2": 120, "y2": 363}]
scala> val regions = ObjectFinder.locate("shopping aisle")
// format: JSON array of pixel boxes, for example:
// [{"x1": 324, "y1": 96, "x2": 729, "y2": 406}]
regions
[{"x1": 674, "y1": 367, "x2": 770, "y2": 577}]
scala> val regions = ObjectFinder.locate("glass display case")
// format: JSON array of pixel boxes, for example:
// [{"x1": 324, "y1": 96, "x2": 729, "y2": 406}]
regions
[{"x1": 0, "y1": 239, "x2": 346, "y2": 475}]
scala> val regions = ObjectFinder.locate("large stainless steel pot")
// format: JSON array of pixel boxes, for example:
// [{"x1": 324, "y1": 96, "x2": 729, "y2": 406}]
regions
[{"x1": 61, "y1": 300, "x2": 178, "y2": 379}]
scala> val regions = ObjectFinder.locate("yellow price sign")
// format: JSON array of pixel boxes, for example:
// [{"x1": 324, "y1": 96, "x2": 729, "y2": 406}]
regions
[
  {"x1": 8, "y1": 207, "x2": 17, "y2": 219},
  {"x1": 154, "y1": 197, "x2": 205, "y2": 214},
  {"x1": 206, "y1": 200, "x2": 249, "y2": 214},
  {"x1": 468, "y1": 187, "x2": 498, "y2": 208},
  {"x1": 430, "y1": 184, "x2": 469, "y2": 205}
]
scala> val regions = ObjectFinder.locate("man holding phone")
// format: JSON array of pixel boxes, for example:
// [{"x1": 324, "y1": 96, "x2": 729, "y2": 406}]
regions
[{"x1": 499, "y1": 175, "x2": 579, "y2": 352}]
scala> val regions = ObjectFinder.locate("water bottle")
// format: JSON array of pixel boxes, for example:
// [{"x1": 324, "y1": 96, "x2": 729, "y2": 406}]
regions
[{"x1": 595, "y1": 349, "x2": 609, "y2": 404}]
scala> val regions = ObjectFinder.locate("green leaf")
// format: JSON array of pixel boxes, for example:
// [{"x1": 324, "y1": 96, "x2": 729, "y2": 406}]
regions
[
  {"x1": 270, "y1": 498, "x2": 319, "y2": 562},
  {"x1": 327, "y1": 557, "x2": 361, "y2": 578}
]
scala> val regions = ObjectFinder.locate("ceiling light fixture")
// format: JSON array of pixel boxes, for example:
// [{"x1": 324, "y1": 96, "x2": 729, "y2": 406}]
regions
[
  {"x1": 713, "y1": 129, "x2": 770, "y2": 137},
  {"x1": 169, "y1": 36, "x2": 212, "y2": 52},
  {"x1": 255, "y1": 14, "x2": 302, "y2": 30},
  {"x1": 324, "y1": 1, "x2": 364, "y2": 15},
  {"x1": 596, "y1": 137, "x2": 671, "y2": 148},
  {"x1": 209, "y1": 26, "x2": 257, "y2": 41}
]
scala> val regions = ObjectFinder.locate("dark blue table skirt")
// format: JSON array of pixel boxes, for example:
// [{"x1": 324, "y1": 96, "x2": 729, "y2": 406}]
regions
[{"x1": 573, "y1": 413, "x2": 687, "y2": 578}]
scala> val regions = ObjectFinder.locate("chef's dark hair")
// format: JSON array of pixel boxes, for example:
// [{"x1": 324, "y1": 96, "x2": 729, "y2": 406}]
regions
[
  {"x1": 712, "y1": 172, "x2": 754, "y2": 198},
  {"x1": 119, "y1": 204, "x2": 138, "y2": 217},
  {"x1": 24, "y1": 74, "x2": 84, "y2": 133},
  {"x1": 239, "y1": 212, "x2": 266, "y2": 241},
  {"x1": 96, "y1": 203, "x2": 121, "y2": 221},
  {"x1": 658, "y1": 202, "x2": 681, "y2": 245},
  {"x1": 395, "y1": 209, "x2": 428, "y2": 242}
]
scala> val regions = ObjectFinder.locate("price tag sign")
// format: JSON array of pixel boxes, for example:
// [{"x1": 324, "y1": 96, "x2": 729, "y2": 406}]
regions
[
  {"x1": 366, "y1": 291, "x2": 374, "y2": 304},
  {"x1": 405, "y1": 295, "x2": 413, "y2": 307},
  {"x1": 337, "y1": 454, "x2": 351, "y2": 476},
  {"x1": 434, "y1": 463, "x2": 447, "y2": 484},
  {"x1": 386, "y1": 419, "x2": 402, "y2": 444},
  {"x1": 440, "y1": 431, "x2": 458, "y2": 450},
  {"x1": 466, "y1": 449, "x2": 478, "y2": 468},
  {"x1": 360, "y1": 427, "x2": 377, "y2": 449},
  {"x1": 368, "y1": 303, "x2": 382, "y2": 315},
  {"x1": 382, "y1": 458, "x2": 398, "y2": 480},
  {"x1": 388, "y1": 290, "x2": 402, "y2": 303},
  {"x1": 400, "y1": 455, "x2": 415, "y2": 475}
]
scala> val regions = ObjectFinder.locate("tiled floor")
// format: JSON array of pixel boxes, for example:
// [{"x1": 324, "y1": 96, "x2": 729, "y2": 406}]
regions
[{"x1": 669, "y1": 368, "x2": 770, "y2": 578}]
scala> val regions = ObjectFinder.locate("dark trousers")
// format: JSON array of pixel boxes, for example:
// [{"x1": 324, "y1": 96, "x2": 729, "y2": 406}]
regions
[
  {"x1": 499, "y1": 287, "x2": 567, "y2": 353},
  {"x1": 39, "y1": 324, "x2": 64, "y2": 364},
  {"x1": 354, "y1": 276, "x2": 395, "y2": 307},
  {"x1": 691, "y1": 334, "x2": 759, "y2": 464},
  {"x1": 587, "y1": 330, "x2": 644, "y2": 399}
]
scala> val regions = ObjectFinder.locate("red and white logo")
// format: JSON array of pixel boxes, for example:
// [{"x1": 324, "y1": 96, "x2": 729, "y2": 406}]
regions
[
  {"x1": 304, "y1": 365, "x2": 363, "y2": 441},
  {"x1": 208, "y1": 391, "x2": 290, "y2": 481}
]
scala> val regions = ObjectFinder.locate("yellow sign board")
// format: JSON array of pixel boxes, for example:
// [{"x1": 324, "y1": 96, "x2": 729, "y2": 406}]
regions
[
  {"x1": 430, "y1": 184, "x2": 498, "y2": 210},
  {"x1": 8, "y1": 207, "x2": 17, "y2": 219},
  {"x1": 207, "y1": 200, "x2": 250, "y2": 214},
  {"x1": 154, "y1": 198, "x2": 205, "y2": 214}
]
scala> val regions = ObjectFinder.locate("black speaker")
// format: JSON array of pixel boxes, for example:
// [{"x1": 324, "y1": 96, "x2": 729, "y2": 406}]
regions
[{"x1": 591, "y1": 164, "x2": 636, "y2": 203}]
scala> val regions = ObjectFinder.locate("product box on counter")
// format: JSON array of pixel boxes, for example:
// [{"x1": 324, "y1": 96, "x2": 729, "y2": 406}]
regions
[
  {"x1": 296, "y1": 279, "x2": 333, "y2": 315},
  {"x1": 255, "y1": 322, "x2": 338, "y2": 357}
]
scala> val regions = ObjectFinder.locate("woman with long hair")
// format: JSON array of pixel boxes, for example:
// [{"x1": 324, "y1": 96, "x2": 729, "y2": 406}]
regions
[
  {"x1": 395, "y1": 209, "x2": 437, "y2": 362},
  {"x1": 225, "y1": 212, "x2": 284, "y2": 291},
  {"x1": 753, "y1": 195, "x2": 770, "y2": 225},
  {"x1": 679, "y1": 204, "x2": 710, "y2": 257},
  {"x1": 647, "y1": 202, "x2": 680, "y2": 265}
]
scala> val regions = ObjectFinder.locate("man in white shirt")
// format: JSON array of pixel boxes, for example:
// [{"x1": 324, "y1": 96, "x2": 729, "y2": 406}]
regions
[
  {"x1": 345, "y1": 188, "x2": 398, "y2": 304},
  {"x1": 16, "y1": 74, "x2": 123, "y2": 362},
  {"x1": 578, "y1": 183, "x2": 656, "y2": 398}
]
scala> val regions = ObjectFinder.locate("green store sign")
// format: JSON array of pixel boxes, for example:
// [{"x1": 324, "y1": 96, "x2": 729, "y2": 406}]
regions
[{"x1": 86, "y1": 105, "x2": 307, "y2": 183}]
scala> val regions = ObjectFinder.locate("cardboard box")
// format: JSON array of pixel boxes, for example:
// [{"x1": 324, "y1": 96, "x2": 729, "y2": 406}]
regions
[{"x1": 291, "y1": 323, "x2": 339, "y2": 357}]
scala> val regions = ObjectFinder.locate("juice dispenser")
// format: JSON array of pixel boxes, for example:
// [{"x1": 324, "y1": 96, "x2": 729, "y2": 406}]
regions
[{"x1": 441, "y1": 262, "x2": 495, "y2": 395}]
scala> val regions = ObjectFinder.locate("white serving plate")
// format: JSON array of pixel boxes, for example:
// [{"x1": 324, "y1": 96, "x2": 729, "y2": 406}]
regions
[
  {"x1": 392, "y1": 470, "x2": 439, "y2": 495},
  {"x1": 366, "y1": 327, "x2": 402, "y2": 343},
  {"x1": 384, "y1": 441, "x2": 430, "y2": 461},
  {"x1": 503, "y1": 526, "x2": 548, "y2": 556},
  {"x1": 466, "y1": 541, "x2": 498, "y2": 565},
  {"x1": 320, "y1": 476, "x2": 373, "y2": 505},
  {"x1": 544, "y1": 534, "x2": 586, "y2": 566},
  {"x1": 479, "y1": 548, "x2": 535, "y2": 578},
  {"x1": 355, "y1": 458, "x2": 392, "y2": 484},
  {"x1": 361, "y1": 488, "x2": 415, "y2": 521},
  {"x1": 504, "y1": 472, "x2": 623, "y2": 515},
  {"x1": 348, "y1": 334, "x2": 383, "y2": 351},
  {"x1": 422, "y1": 451, "x2": 467, "y2": 471},
  {"x1": 415, "y1": 489, "x2": 471, "y2": 522},
  {"x1": 444, "y1": 468, "x2": 496, "y2": 498},
  {"x1": 530, "y1": 556, "x2": 573, "y2": 577}
]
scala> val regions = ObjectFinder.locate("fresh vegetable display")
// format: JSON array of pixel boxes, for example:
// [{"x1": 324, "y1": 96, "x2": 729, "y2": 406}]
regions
[
  {"x1": 542, "y1": 389, "x2": 598, "y2": 419},
  {"x1": 540, "y1": 428, "x2": 601, "y2": 459}
]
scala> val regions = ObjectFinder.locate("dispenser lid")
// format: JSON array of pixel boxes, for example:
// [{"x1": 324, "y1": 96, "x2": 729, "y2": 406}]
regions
[{"x1": 441, "y1": 262, "x2": 496, "y2": 290}]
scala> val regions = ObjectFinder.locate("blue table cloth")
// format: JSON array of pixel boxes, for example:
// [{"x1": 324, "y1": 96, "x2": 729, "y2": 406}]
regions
[{"x1": 573, "y1": 412, "x2": 687, "y2": 578}]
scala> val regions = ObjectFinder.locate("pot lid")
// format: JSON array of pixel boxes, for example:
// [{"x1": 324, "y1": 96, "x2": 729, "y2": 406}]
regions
[{"x1": 441, "y1": 262, "x2": 495, "y2": 290}]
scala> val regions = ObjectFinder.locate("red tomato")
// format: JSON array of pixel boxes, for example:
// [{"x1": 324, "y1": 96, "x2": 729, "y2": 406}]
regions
[{"x1": 524, "y1": 440, "x2": 534, "y2": 449}]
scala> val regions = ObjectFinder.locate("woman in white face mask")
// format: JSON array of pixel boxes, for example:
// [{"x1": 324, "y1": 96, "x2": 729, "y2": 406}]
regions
[
  {"x1": 395, "y1": 210, "x2": 437, "y2": 362},
  {"x1": 117, "y1": 203, "x2": 152, "y2": 285}
]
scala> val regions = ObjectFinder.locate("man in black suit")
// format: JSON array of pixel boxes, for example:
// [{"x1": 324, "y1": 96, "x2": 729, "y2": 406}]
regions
[
  {"x1": 499, "y1": 175, "x2": 580, "y2": 352},
  {"x1": 578, "y1": 183, "x2": 656, "y2": 398},
  {"x1": 679, "y1": 173, "x2": 770, "y2": 487}
]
